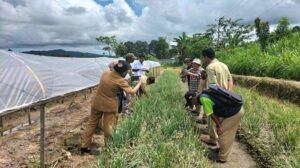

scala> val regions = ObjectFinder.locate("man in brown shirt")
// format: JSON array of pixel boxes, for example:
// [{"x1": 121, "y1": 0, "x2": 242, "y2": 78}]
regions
[{"x1": 81, "y1": 60, "x2": 141, "y2": 154}]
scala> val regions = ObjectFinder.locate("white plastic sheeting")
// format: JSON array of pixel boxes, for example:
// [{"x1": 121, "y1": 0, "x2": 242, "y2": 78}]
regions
[{"x1": 0, "y1": 50, "x2": 160, "y2": 114}]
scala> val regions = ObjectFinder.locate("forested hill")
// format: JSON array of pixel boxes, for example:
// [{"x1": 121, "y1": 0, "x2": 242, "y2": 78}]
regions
[{"x1": 22, "y1": 49, "x2": 107, "y2": 58}]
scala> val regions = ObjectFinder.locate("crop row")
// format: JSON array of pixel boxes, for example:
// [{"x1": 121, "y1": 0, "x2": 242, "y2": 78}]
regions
[{"x1": 96, "y1": 71, "x2": 211, "y2": 168}]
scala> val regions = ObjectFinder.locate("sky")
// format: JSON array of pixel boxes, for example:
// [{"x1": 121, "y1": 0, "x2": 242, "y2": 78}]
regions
[{"x1": 1, "y1": 0, "x2": 300, "y2": 54}]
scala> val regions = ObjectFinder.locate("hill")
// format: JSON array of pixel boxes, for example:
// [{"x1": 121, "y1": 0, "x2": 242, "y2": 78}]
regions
[{"x1": 23, "y1": 49, "x2": 108, "y2": 58}]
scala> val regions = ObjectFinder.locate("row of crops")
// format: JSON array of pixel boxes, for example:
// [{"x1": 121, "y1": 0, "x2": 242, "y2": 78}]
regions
[
  {"x1": 218, "y1": 32, "x2": 300, "y2": 81},
  {"x1": 234, "y1": 86, "x2": 300, "y2": 168},
  {"x1": 96, "y1": 71, "x2": 211, "y2": 168},
  {"x1": 95, "y1": 70, "x2": 299, "y2": 168}
]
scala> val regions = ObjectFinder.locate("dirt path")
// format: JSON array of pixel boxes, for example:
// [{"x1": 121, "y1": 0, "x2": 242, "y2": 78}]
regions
[
  {"x1": 181, "y1": 80, "x2": 256, "y2": 168},
  {"x1": 0, "y1": 91, "x2": 104, "y2": 168}
]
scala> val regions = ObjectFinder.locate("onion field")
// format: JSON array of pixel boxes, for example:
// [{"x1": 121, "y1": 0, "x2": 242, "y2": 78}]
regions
[{"x1": 96, "y1": 71, "x2": 212, "y2": 168}]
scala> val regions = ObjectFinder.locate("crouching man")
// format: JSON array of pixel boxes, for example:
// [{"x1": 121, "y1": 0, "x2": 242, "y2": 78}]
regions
[{"x1": 192, "y1": 86, "x2": 244, "y2": 163}]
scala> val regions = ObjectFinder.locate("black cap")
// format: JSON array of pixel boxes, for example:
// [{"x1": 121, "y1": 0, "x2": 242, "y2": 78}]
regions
[{"x1": 113, "y1": 60, "x2": 129, "y2": 75}]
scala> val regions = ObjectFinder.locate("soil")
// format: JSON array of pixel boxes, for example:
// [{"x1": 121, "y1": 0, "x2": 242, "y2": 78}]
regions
[{"x1": 0, "y1": 91, "x2": 104, "y2": 168}]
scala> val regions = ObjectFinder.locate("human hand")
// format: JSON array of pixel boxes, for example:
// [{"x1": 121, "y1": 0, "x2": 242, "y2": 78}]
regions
[{"x1": 217, "y1": 126, "x2": 223, "y2": 136}]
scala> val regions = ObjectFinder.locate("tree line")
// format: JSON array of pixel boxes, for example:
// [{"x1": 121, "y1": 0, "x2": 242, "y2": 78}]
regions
[{"x1": 96, "y1": 16, "x2": 299, "y2": 61}]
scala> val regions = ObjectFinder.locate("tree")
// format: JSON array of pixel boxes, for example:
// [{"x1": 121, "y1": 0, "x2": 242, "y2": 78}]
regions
[
  {"x1": 96, "y1": 35, "x2": 117, "y2": 56},
  {"x1": 124, "y1": 41, "x2": 136, "y2": 54},
  {"x1": 135, "y1": 40, "x2": 148, "y2": 55},
  {"x1": 206, "y1": 17, "x2": 253, "y2": 49},
  {"x1": 292, "y1": 26, "x2": 300, "y2": 33},
  {"x1": 149, "y1": 40, "x2": 158, "y2": 55},
  {"x1": 188, "y1": 34, "x2": 213, "y2": 59},
  {"x1": 276, "y1": 17, "x2": 290, "y2": 37},
  {"x1": 255, "y1": 17, "x2": 270, "y2": 52},
  {"x1": 155, "y1": 37, "x2": 169, "y2": 59},
  {"x1": 174, "y1": 32, "x2": 190, "y2": 63},
  {"x1": 269, "y1": 17, "x2": 291, "y2": 42},
  {"x1": 115, "y1": 43, "x2": 128, "y2": 57}
]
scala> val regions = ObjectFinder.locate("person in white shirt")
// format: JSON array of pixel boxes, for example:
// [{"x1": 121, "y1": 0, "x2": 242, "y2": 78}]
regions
[{"x1": 132, "y1": 54, "x2": 149, "y2": 77}]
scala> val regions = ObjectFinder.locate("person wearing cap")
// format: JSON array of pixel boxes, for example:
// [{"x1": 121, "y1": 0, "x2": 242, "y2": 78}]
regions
[
  {"x1": 191, "y1": 89, "x2": 244, "y2": 163},
  {"x1": 180, "y1": 58, "x2": 193, "y2": 85},
  {"x1": 184, "y1": 58, "x2": 206, "y2": 114},
  {"x1": 132, "y1": 54, "x2": 149, "y2": 77},
  {"x1": 125, "y1": 53, "x2": 136, "y2": 76},
  {"x1": 185, "y1": 58, "x2": 204, "y2": 92},
  {"x1": 81, "y1": 60, "x2": 142, "y2": 154},
  {"x1": 200, "y1": 48, "x2": 234, "y2": 147}
]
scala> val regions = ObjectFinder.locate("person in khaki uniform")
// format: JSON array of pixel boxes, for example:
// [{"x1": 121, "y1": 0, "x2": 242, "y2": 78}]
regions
[
  {"x1": 201, "y1": 48, "x2": 233, "y2": 146},
  {"x1": 192, "y1": 90, "x2": 243, "y2": 163},
  {"x1": 81, "y1": 60, "x2": 142, "y2": 154}
]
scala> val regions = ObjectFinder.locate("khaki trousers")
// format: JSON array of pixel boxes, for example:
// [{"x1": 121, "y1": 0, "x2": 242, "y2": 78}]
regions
[
  {"x1": 81, "y1": 108, "x2": 117, "y2": 148},
  {"x1": 208, "y1": 117, "x2": 218, "y2": 144},
  {"x1": 219, "y1": 108, "x2": 244, "y2": 161}
]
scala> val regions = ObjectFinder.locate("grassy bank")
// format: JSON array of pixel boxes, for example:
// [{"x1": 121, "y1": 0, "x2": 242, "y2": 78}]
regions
[
  {"x1": 218, "y1": 32, "x2": 300, "y2": 81},
  {"x1": 96, "y1": 70, "x2": 211, "y2": 168},
  {"x1": 232, "y1": 74, "x2": 300, "y2": 106},
  {"x1": 234, "y1": 86, "x2": 300, "y2": 168}
]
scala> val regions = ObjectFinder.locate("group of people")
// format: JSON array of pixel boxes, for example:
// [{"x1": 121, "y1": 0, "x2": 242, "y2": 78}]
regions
[
  {"x1": 80, "y1": 48, "x2": 243, "y2": 163},
  {"x1": 181, "y1": 48, "x2": 243, "y2": 163},
  {"x1": 80, "y1": 53, "x2": 154, "y2": 154}
]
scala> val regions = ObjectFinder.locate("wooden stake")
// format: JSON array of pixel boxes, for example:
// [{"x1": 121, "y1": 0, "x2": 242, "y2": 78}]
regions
[
  {"x1": 0, "y1": 116, "x2": 3, "y2": 136},
  {"x1": 40, "y1": 104, "x2": 46, "y2": 168},
  {"x1": 27, "y1": 109, "x2": 32, "y2": 125}
]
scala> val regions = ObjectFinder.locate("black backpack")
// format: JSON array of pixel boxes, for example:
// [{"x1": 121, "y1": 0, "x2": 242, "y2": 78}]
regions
[{"x1": 202, "y1": 85, "x2": 243, "y2": 106}]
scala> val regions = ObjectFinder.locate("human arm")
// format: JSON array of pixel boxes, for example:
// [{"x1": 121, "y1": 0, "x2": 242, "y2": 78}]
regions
[
  {"x1": 187, "y1": 69, "x2": 201, "y2": 77},
  {"x1": 211, "y1": 114, "x2": 223, "y2": 135},
  {"x1": 119, "y1": 78, "x2": 142, "y2": 94},
  {"x1": 227, "y1": 74, "x2": 233, "y2": 91}
]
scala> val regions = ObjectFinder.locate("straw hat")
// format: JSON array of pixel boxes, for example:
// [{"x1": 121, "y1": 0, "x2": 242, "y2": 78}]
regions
[{"x1": 192, "y1": 58, "x2": 201, "y2": 65}]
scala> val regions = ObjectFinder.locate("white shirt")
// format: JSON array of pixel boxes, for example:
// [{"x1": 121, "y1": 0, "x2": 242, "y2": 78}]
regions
[{"x1": 132, "y1": 60, "x2": 149, "y2": 76}]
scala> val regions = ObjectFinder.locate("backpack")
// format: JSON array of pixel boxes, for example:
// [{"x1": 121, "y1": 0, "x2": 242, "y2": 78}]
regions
[{"x1": 202, "y1": 85, "x2": 243, "y2": 106}]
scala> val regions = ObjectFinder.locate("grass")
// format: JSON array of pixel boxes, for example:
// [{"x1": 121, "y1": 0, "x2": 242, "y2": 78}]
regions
[
  {"x1": 218, "y1": 32, "x2": 300, "y2": 81},
  {"x1": 95, "y1": 70, "x2": 211, "y2": 168},
  {"x1": 234, "y1": 86, "x2": 300, "y2": 168}
]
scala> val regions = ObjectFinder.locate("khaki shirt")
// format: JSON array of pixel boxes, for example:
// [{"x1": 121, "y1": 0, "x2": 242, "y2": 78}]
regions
[
  {"x1": 91, "y1": 70, "x2": 135, "y2": 113},
  {"x1": 206, "y1": 59, "x2": 232, "y2": 89}
]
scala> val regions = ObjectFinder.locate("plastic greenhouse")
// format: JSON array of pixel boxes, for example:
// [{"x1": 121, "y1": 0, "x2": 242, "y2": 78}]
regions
[{"x1": 0, "y1": 50, "x2": 160, "y2": 114}]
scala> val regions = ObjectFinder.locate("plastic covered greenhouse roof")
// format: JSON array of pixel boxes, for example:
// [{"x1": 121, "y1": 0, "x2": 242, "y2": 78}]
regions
[{"x1": 0, "y1": 50, "x2": 160, "y2": 114}]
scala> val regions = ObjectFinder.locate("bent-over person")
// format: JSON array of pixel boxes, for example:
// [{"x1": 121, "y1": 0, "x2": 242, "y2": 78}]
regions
[{"x1": 81, "y1": 60, "x2": 142, "y2": 154}]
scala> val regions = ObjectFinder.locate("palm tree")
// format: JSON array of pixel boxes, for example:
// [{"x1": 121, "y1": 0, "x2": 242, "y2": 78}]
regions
[{"x1": 173, "y1": 32, "x2": 190, "y2": 63}]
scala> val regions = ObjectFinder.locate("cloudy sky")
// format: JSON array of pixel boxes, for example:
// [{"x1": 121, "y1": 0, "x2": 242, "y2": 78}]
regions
[{"x1": 0, "y1": 0, "x2": 300, "y2": 54}]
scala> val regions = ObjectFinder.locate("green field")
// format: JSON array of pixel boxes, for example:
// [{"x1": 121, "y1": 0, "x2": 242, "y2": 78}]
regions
[
  {"x1": 218, "y1": 32, "x2": 300, "y2": 81},
  {"x1": 95, "y1": 70, "x2": 300, "y2": 168},
  {"x1": 235, "y1": 86, "x2": 300, "y2": 168},
  {"x1": 96, "y1": 71, "x2": 211, "y2": 168}
]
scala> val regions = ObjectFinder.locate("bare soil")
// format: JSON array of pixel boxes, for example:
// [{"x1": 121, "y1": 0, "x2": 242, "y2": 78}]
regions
[{"x1": 0, "y1": 91, "x2": 104, "y2": 168}]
